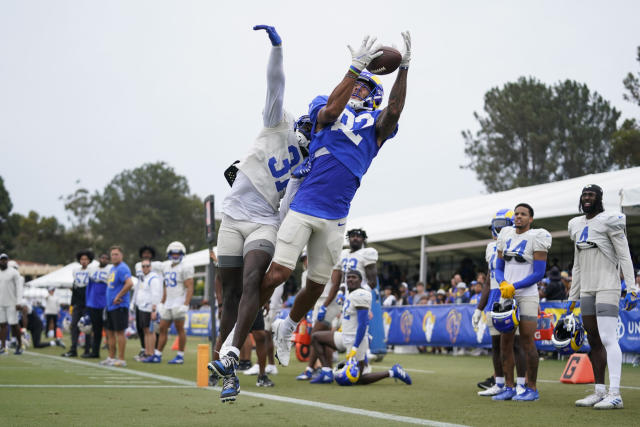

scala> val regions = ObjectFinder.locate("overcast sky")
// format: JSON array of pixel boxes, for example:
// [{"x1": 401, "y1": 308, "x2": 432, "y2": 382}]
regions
[{"x1": 1, "y1": 1, "x2": 639, "y2": 226}]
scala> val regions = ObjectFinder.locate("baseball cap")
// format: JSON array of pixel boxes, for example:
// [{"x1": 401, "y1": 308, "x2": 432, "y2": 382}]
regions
[
  {"x1": 456, "y1": 282, "x2": 467, "y2": 289},
  {"x1": 437, "y1": 289, "x2": 446, "y2": 295},
  {"x1": 0, "y1": 253, "x2": 8, "y2": 260}
]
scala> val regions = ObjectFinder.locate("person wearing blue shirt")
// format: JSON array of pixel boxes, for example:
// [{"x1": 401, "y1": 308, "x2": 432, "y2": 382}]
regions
[
  {"x1": 84, "y1": 253, "x2": 111, "y2": 358},
  {"x1": 102, "y1": 246, "x2": 133, "y2": 367}
]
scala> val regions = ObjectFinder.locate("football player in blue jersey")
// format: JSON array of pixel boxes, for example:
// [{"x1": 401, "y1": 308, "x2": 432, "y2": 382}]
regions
[{"x1": 212, "y1": 32, "x2": 411, "y2": 392}]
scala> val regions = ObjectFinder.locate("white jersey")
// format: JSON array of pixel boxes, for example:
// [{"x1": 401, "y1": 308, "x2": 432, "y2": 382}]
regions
[
  {"x1": 162, "y1": 261, "x2": 194, "y2": 307},
  {"x1": 485, "y1": 241, "x2": 499, "y2": 290},
  {"x1": 333, "y1": 247, "x2": 378, "y2": 292},
  {"x1": 72, "y1": 266, "x2": 91, "y2": 289},
  {"x1": 497, "y1": 226, "x2": 552, "y2": 297},
  {"x1": 134, "y1": 260, "x2": 164, "y2": 283},
  {"x1": 45, "y1": 294, "x2": 59, "y2": 315},
  {"x1": 90, "y1": 264, "x2": 113, "y2": 284},
  {"x1": 136, "y1": 272, "x2": 163, "y2": 312},
  {"x1": 0, "y1": 267, "x2": 22, "y2": 306},
  {"x1": 568, "y1": 211, "x2": 636, "y2": 299},
  {"x1": 341, "y1": 288, "x2": 372, "y2": 338}
]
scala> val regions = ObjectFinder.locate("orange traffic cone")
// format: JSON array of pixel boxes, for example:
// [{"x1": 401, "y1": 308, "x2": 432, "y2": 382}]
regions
[
  {"x1": 560, "y1": 353, "x2": 595, "y2": 384},
  {"x1": 171, "y1": 336, "x2": 180, "y2": 350},
  {"x1": 56, "y1": 327, "x2": 63, "y2": 339}
]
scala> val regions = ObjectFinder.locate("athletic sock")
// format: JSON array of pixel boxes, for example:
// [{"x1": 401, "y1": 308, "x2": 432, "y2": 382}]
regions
[
  {"x1": 595, "y1": 384, "x2": 606, "y2": 395},
  {"x1": 284, "y1": 316, "x2": 298, "y2": 335},
  {"x1": 388, "y1": 369, "x2": 394, "y2": 378},
  {"x1": 226, "y1": 346, "x2": 240, "y2": 359},
  {"x1": 516, "y1": 377, "x2": 525, "y2": 387},
  {"x1": 177, "y1": 351, "x2": 184, "y2": 357},
  {"x1": 221, "y1": 325, "x2": 236, "y2": 351},
  {"x1": 321, "y1": 367, "x2": 332, "y2": 373},
  {"x1": 495, "y1": 376, "x2": 505, "y2": 387},
  {"x1": 154, "y1": 350, "x2": 162, "y2": 356},
  {"x1": 597, "y1": 316, "x2": 622, "y2": 395}
]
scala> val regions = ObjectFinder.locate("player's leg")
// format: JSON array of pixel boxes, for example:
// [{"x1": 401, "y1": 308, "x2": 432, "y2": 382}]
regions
[
  {"x1": 144, "y1": 324, "x2": 155, "y2": 357},
  {"x1": 579, "y1": 292, "x2": 607, "y2": 400},
  {"x1": 0, "y1": 316, "x2": 8, "y2": 352},
  {"x1": 156, "y1": 319, "x2": 171, "y2": 353},
  {"x1": 11, "y1": 323, "x2": 22, "y2": 354},
  {"x1": 513, "y1": 334, "x2": 527, "y2": 391},
  {"x1": 593, "y1": 290, "x2": 624, "y2": 409},
  {"x1": 135, "y1": 307, "x2": 145, "y2": 359},
  {"x1": 168, "y1": 317, "x2": 186, "y2": 364},
  {"x1": 516, "y1": 320, "x2": 538, "y2": 386},
  {"x1": 64, "y1": 305, "x2": 82, "y2": 356},
  {"x1": 88, "y1": 308, "x2": 103, "y2": 357},
  {"x1": 215, "y1": 266, "x2": 242, "y2": 360},
  {"x1": 309, "y1": 330, "x2": 339, "y2": 384},
  {"x1": 114, "y1": 308, "x2": 128, "y2": 365},
  {"x1": 493, "y1": 329, "x2": 517, "y2": 400},
  {"x1": 479, "y1": 327, "x2": 504, "y2": 396}
]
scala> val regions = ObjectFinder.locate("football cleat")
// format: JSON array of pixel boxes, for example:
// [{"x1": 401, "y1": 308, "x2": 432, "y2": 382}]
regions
[
  {"x1": 492, "y1": 386, "x2": 517, "y2": 401},
  {"x1": 478, "y1": 384, "x2": 505, "y2": 396},
  {"x1": 593, "y1": 393, "x2": 623, "y2": 409},
  {"x1": 272, "y1": 319, "x2": 293, "y2": 366},
  {"x1": 220, "y1": 376, "x2": 240, "y2": 403},
  {"x1": 575, "y1": 392, "x2": 606, "y2": 407},
  {"x1": 142, "y1": 354, "x2": 162, "y2": 363},
  {"x1": 61, "y1": 350, "x2": 78, "y2": 357},
  {"x1": 243, "y1": 364, "x2": 260, "y2": 376},
  {"x1": 208, "y1": 353, "x2": 238, "y2": 378},
  {"x1": 55, "y1": 339, "x2": 66, "y2": 349},
  {"x1": 133, "y1": 350, "x2": 146, "y2": 362},
  {"x1": 296, "y1": 368, "x2": 314, "y2": 381},
  {"x1": 0, "y1": 347, "x2": 6, "y2": 356},
  {"x1": 99, "y1": 357, "x2": 115, "y2": 366},
  {"x1": 477, "y1": 376, "x2": 495, "y2": 390},
  {"x1": 266, "y1": 364, "x2": 278, "y2": 375},
  {"x1": 256, "y1": 374, "x2": 274, "y2": 387},
  {"x1": 14, "y1": 347, "x2": 23, "y2": 356},
  {"x1": 208, "y1": 372, "x2": 218, "y2": 387},
  {"x1": 391, "y1": 364, "x2": 412, "y2": 385},
  {"x1": 516, "y1": 384, "x2": 526, "y2": 396},
  {"x1": 310, "y1": 370, "x2": 334, "y2": 384},
  {"x1": 237, "y1": 360, "x2": 252, "y2": 371},
  {"x1": 512, "y1": 387, "x2": 539, "y2": 401},
  {"x1": 168, "y1": 355, "x2": 184, "y2": 365}
]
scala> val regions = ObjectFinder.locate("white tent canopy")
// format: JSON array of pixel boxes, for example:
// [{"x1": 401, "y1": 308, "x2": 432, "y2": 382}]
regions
[
  {"x1": 27, "y1": 260, "x2": 99, "y2": 288},
  {"x1": 620, "y1": 185, "x2": 640, "y2": 216},
  {"x1": 348, "y1": 167, "x2": 640, "y2": 243}
]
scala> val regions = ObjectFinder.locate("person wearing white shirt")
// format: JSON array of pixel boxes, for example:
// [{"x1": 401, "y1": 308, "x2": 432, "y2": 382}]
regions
[
  {"x1": 0, "y1": 254, "x2": 24, "y2": 355},
  {"x1": 136, "y1": 261, "x2": 163, "y2": 360}
]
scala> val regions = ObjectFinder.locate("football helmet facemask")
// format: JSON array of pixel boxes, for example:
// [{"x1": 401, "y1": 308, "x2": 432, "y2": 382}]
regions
[
  {"x1": 348, "y1": 71, "x2": 384, "y2": 111},
  {"x1": 552, "y1": 314, "x2": 585, "y2": 355},
  {"x1": 166, "y1": 241, "x2": 186, "y2": 264},
  {"x1": 77, "y1": 314, "x2": 92, "y2": 334},
  {"x1": 491, "y1": 208, "x2": 514, "y2": 238},
  {"x1": 294, "y1": 114, "x2": 312, "y2": 150}
]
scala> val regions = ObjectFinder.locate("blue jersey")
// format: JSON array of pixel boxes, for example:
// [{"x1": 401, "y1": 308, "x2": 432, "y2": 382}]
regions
[
  {"x1": 106, "y1": 263, "x2": 131, "y2": 311},
  {"x1": 290, "y1": 96, "x2": 398, "y2": 220},
  {"x1": 86, "y1": 267, "x2": 109, "y2": 309}
]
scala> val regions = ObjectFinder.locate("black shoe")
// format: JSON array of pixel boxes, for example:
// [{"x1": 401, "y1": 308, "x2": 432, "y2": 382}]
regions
[
  {"x1": 477, "y1": 376, "x2": 495, "y2": 390},
  {"x1": 209, "y1": 372, "x2": 219, "y2": 387},
  {"x1": 81, "y1": 352, "x2": 93, "y2": 358},
  {"x1": 86, "y1": 353, "x2": 100, "y2": 359},
  {"x1": 55, "y1": 339, "x2": 66, "y2": 349},
  {"x1": 62, "y1": 350, "x2": 78, "y2": 357},
  {"x1": 256, "y1": 374, "x2": 274, "y2": 387}
]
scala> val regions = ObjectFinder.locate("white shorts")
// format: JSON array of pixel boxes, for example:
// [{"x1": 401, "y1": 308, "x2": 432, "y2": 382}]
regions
[
  {"x1": 217, "y1": 214, "x2": 278, "y2": 268},
  {"x1": 273, "y1": 210, "x2": 345, "y2": 284},
  {"x1": 159, "y1": 304, "x2": 188, "y2": 322},
  {"x1": 312, "y1": 297, "x2": 342, "y2": 327},
  {"x1": 333, "y1": 331, "x2": 368, "y2": 362},
  {"x1": 0, "y1": 306, "x2": 18, "y2": 325},
  {"x1": 514, "y1": 294, "x2": 539, "y2": 322}
]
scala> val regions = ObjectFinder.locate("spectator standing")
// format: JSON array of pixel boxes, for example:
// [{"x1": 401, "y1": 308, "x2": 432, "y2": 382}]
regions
[
  {"x1": 63, "y1": 250, "x2": 94, "y2": 357},
  {"x1": 102, "y1": 246, "x2": 134, "y2": 367},
  {"x1": 413, "y1": 282, "x2": 427, "y2": 305},
  {"x1": 0, "y1": 254, "x2": 23, "y2": 354},
  {"x1": 136, "y1": 260, "x2": 163, "y2": 360},
  {"x1": 382, "y1": 286, "x2": 397, "y2": 307},
  {"x1": 132, "y1": 245, "x2": 164, "y2": 360},
  {"x1": 44, "y1": 288, "x2": 59, "y2": 340}
]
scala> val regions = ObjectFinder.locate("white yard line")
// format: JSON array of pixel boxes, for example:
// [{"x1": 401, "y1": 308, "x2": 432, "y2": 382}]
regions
[
  {"x1": 0, "y1": 384, "x2": 193, "y2": 389},
  {"x1": 537, "y1": 378, "x2": 640, "y2": 391},
  {"x1": 22, "y1": 351, "x2": 468, "y2": 427},
  {"x1": 377, "y1": 365, "x2": 435, "y2": 374}
]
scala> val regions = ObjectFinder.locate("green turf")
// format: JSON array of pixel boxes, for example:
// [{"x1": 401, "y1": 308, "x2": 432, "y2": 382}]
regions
[{"x1": 1, "y1": 337, "x2": 639, "y2": 426}]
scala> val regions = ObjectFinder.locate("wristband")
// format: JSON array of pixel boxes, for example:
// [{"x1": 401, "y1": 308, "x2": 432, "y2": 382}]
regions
[{"x1": 348, "y1": 65, "x2": 361, "y2": 76}]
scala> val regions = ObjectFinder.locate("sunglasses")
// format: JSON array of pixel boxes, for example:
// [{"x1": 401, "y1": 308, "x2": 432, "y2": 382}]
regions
[{"x1": 142, "y1": 264, "x2": 151, "y2": 268}]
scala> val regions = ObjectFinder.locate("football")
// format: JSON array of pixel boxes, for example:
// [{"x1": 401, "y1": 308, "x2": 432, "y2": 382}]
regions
[{"x1": 366, "y1": 46, "x2": 402, "y2": 75}]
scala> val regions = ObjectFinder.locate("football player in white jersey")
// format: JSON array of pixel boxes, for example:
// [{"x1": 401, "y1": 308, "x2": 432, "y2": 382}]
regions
[
  {"x1": 132, "y1": 245, "x2": 164, "y2": 361},
  {"x1": 298, "y1": 228, "x2": 377, "y2": 380},
  {"x1": 308, "y1": 270, "x2": 411, "y2": 385},
  {"x1": 566, "y1": 185, "x2": 637, "y2": 409},
  {"x1": 208, "y1": 25, "x2": 310, "y2": 403},
  {"x1": 493, "y1": 203, "x2": 551, "y2": 402},
  {"x1": 473, "y1": 210, "x2": 527, "y2": 396},
  {"x1": 154, "y1": 241, "x2": 194, "y2": 364}
]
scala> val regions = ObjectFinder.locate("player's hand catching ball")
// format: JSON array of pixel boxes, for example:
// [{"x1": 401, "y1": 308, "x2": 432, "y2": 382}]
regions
[
  {"x1": 253, "y1": 25, "x2": 281, "y2": 46},
  {"x1": 499, "y1": 281, "x2": 515, "y2": 299},
  {"x1": 348, "y1": 35, "x2": 382, "y2": 72},
  {"x1": 399, "y1": 31, "x2": 411, "y2": 69}
]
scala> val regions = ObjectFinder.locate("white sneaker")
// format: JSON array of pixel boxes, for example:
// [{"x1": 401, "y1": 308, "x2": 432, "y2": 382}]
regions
[
  {"x1": 478, "y1": 384, "x2": 505, "y2": 396},
  {"x1": 272, "y1": 318, "x2": 293, "y2": 366},
  {"x1": 575, "y1": 392, "x2": 606, "y2": 407},
  {"x1": 99, "y1": 357, "x2": 114, "y2": 366},
  {"x1": 593, "y1": 393, "x2": 623, "y2": 409},
  {"x1": 243, "y1": 364, "x2": 260, "y2": 376},
  {"x1": 113, "y1": 359, "x2": 127, "y2": 367},
  {"x1": 266, "y1": 364, "x2": 278, "y2": 375},
  {"x1": 516, "y1": 384, "x2": 526, "y2": 395}
]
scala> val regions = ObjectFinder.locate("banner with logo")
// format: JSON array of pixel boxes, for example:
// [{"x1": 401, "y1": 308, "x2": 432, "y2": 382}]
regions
[
  {"x1": 383, "y1": 303, "x2": 640, "y2": 353},
  {"x1": 169, "y1": 310, "x2": 211, "y2": 336}
]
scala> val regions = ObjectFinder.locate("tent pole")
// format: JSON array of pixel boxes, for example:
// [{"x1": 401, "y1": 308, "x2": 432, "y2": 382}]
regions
[{"x1": 419, "y1": 235, "x2": 428, "y2": 284}]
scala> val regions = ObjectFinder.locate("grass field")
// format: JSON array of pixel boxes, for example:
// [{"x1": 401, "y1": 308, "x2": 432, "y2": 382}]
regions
[{"x1": 1, "y1": 337, "x2": 639, "y2": 426}]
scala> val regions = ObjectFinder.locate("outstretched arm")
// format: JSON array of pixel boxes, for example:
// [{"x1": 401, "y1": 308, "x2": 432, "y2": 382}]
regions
[
  {"x1": 375, "y1": 31, "x2": 411, "y2": 146},
  {"x1": 316, "y1": 36, "x2": 382, "y2": 130},
  {"x1": 255, "y1": 25, "x2": 285, "y2": 128}
]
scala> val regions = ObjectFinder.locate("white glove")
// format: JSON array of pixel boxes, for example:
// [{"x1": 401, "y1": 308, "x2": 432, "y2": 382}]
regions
[
  {"x1": 472, "y1": 308, "x2": 482, "y2": 330},
  {"x1": 399, "y1": 31, "x2": 411, "y2": 68},
  {"x1": 348, "y1": 35, "x2": 382, "y2": 72}
]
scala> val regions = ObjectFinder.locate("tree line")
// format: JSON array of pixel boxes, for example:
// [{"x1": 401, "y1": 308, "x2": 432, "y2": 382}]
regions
[
  {"x1": 0, "y1": 162, "x2": 206, "y2": 266},
  {"x1": 462, "y1": 46, "x2": 640, "y2": 191}
]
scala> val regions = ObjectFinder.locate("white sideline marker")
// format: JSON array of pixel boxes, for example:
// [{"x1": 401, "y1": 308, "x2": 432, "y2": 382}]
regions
[{"x1": 23, "y1": 352, "x2": 468, "y2": 427}]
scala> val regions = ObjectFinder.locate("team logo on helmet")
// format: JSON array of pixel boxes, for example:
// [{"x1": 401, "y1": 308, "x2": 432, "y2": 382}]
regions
[
  {"x1": 491, "y1": 209, "x2": 514, "y2": 238},
  {"x1": 491, "y1": 299, "x2": 520, "y2": 333},
  {"x1": 334, "y1": 359, "x2": 361, "y2": 386}
]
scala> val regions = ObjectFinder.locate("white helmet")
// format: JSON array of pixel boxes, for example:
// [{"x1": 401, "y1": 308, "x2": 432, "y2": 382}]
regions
[{"x1": 166, "y1": 241, "x2": 186, "y2": 264}]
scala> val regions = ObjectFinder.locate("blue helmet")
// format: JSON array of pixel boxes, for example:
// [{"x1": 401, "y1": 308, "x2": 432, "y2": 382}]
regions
[
  {"x1": 77, "y1": 314, "x2": 92, "y2": 334},
  {"x1": 334, "y1": 359, "x2": 360, "y2": 386},
  {"x1": 294, "y1": 114, "x2": 312, "y2": 149},
  {"x1": 348, "y1": 71, "x2": 384, "y2": 111},
  {"x1": 491, "y1": 208, "x2": 514, "y2": 238},
  {"x1": 491, "y1": 299, "x2": 519, "y2": 333},
  {"x1": 552, "y1": 314, "x2": 585, "y2": 355}
]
